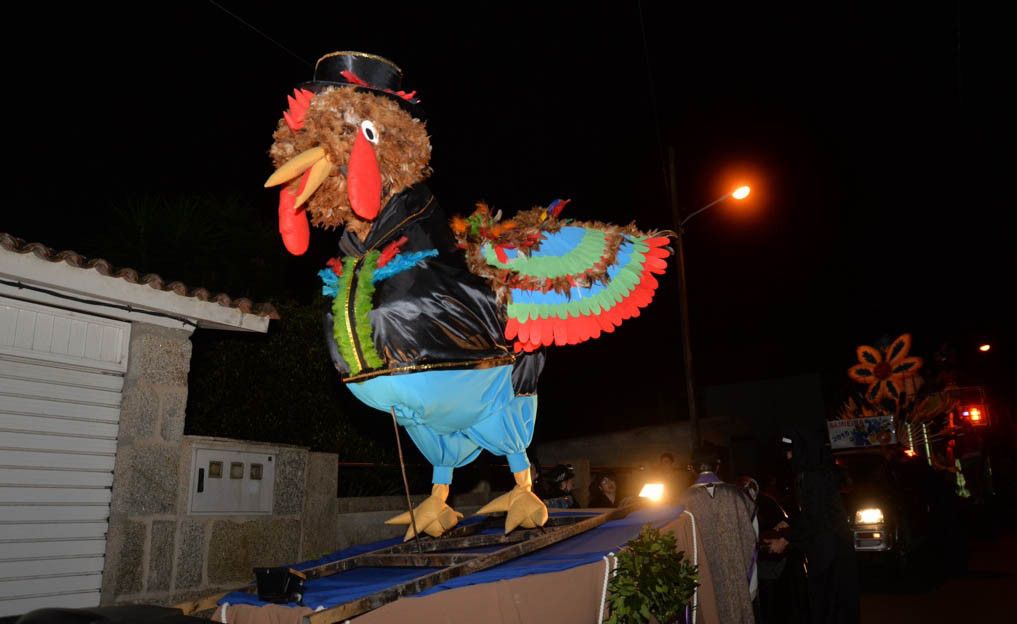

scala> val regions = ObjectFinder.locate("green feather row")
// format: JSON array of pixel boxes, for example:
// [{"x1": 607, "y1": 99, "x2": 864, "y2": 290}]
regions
[
  {"x1": 481, "y1": 227, "x2": 608, "y2": 279},
  {"x1": 331, "y1": 252, "x2": 384, "y2": 375},
  {"x1": 506, "y1": 239, "x2": 650, "y2": 321},
  {"x1": 355, "y1": 251, "x2": 384, "y2": 371}
]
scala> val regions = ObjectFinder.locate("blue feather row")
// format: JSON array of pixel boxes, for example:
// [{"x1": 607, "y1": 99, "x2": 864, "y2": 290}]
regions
[
  {"x1": 318, "y1": 268, "x2": 340, "y2": 298},
  {"x1": 318, "y1": 249, "x2": 438, "y2": 298},
  {"x1": 373, "y1": 249, "x2": 438, "y2": 283}
]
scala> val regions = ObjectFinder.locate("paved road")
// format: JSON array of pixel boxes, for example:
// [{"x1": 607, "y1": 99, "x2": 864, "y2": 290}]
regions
[{"x1": 861, "y1": 529, "x2": 1015, "y2": 622}]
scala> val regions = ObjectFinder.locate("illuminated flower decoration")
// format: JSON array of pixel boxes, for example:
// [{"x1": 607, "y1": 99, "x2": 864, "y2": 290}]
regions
[{"x1": 848, "y1": 333, "x2": 923, "y2": 404}]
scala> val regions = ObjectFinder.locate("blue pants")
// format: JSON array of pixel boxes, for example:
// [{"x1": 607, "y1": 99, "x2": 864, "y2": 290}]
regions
[{"x1": 347, "y1": 365, "x2": 537, "y2": 484}]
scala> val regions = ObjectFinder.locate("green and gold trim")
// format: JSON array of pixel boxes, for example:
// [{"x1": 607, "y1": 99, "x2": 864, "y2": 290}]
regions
[
  {"x1": 343, "y1": 355, "x2": 517, "y2": 384},
  {"x1": 332, "y1": 251, "x2": 384, "y2": 376}
]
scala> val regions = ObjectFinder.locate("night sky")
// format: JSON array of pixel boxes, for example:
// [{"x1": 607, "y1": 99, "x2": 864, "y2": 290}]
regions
[{"x1": 4, "y1": 2, "x2": 1011, "y2": 440}]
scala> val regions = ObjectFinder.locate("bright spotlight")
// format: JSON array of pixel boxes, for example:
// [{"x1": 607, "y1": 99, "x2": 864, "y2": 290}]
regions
[{"x1": 639, "y1": 483, "x2": 665, "y2": 502}]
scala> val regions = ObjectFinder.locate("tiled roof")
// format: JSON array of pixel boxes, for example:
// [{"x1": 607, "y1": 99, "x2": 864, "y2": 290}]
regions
[{"x1": 0, "y1": 232, "x2": 279, "y2": 319}]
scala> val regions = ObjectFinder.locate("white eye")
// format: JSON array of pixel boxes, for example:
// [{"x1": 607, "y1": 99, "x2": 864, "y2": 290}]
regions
[{"x1": 360, "y1": 120, "x2": 379, "y2": 144}]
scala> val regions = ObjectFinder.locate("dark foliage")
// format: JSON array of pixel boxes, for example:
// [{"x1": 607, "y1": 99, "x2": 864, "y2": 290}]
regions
[{"x1": 185, "y1": 298, "x2": 389, "y2": 461}]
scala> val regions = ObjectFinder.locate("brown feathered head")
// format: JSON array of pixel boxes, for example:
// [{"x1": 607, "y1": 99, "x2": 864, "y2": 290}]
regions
[{"x1": 265, "y1": 52, "x2": 431, "y2": 254}]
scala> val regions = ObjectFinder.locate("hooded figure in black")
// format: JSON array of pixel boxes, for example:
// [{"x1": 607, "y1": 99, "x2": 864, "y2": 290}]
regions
[{"x1": 772, "y1": 424, "x2": 859, "y2": 624}]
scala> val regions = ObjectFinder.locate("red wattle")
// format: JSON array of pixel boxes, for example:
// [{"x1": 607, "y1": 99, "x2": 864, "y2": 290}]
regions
[
  {"x1": 348, "y1": 131, "x2": 382, "y2": 221},
  {"x1": 278, "y1": 188, "x2": 310, "y2": 255}
]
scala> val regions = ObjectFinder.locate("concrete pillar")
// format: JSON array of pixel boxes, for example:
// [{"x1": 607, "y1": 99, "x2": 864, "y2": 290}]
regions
[{"x1": 102, "y1": 322, "x2": 192, "y2": 604}]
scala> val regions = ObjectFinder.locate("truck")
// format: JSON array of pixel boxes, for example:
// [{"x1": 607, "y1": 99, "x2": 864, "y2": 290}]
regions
[{"x1": 828, "y1": 414, "x2": 967, "y2": 579}]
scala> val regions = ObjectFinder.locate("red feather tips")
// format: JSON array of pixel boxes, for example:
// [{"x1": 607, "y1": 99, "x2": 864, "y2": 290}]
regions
[
  {"x1": 278, "y1": 188, "x2": 310, "y2": 255},
  {"x1": 548, "y1": 199, "x2": 571, "y2": 219},
  {"x1": 509, "y1": 243, "x2": 669, "y2": 351},
  {"x1": 283, "y1": 88, "x2": 315, "y2": 131},
  {"x1": 377, "y1": 236, "x2": 409, "y2": 268},
  {"x1": 338, "y1": 69, "x2": 419, "y2": 103},
  {"x1": 339, "y1": 69, "x2": 370, "y2": 87},
  {"x1": 384, "y1": 88, "x2": 419, "y2": 102},
  {"x1": 325, "y1": 257, "x2": 344, "y2": 275}
]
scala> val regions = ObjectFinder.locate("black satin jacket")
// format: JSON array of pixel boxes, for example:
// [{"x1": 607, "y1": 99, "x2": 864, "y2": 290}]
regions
[{"x1": 325, "y1": 184, "x2": 544, "y2": 393}]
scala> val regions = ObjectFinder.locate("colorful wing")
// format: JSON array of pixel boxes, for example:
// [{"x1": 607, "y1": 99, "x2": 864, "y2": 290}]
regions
[{"x1": 453, "y1": 202, "x2": 672, "y2": 352}]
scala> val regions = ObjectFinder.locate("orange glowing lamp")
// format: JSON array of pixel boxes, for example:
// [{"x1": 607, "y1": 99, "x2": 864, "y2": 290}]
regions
[{"x1": 732, "y1": 185, "x2": 751, "y2": 200}]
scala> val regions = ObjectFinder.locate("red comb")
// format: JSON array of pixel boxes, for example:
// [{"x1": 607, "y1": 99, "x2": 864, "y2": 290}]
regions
[{"x1": 283, "y1": 88, "x2": 315, "y2": 131}]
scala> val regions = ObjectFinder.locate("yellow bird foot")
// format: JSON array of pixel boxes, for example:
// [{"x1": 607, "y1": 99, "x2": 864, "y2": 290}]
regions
[
  {"x1": 476, "y1": 468, "x2": 549, "y2": 533},
  {"x1": 384, "y1": 484, "x2": 462, "y2": 541}
]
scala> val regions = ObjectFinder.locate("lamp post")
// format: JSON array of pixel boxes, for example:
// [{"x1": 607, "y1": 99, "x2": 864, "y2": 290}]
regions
[{"x1": 667, "y1": 148, "x2": 751, "y2": 452}]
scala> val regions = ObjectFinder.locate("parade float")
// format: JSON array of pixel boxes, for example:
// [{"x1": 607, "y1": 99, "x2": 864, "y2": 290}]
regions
[{"x1": 176, "y1": 51, "x2": 686, "y2": 624}]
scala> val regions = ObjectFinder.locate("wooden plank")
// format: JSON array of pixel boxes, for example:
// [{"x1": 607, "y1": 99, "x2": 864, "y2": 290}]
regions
[
  {"x1": 174, "y1": 590, "x2": 235, "y2": 616},
  {"x1": 354, "y1": 553, "x2": 482, "y2": 568},
  {"x1": 383, "y1": 531, "x2": 532, "y2": 554},
  {"x1": 306, "y1": 504, "x2": 641, "y2": 623}
]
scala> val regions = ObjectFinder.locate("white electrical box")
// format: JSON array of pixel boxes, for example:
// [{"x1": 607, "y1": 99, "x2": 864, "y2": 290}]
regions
[{"x1": 188, "y1": 447, "x2": 275, "y2": 514}]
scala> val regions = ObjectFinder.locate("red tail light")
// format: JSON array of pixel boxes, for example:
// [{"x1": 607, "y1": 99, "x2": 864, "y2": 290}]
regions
[{"x1": 960, "y1": 405, "x2": 989, "y2": 427}]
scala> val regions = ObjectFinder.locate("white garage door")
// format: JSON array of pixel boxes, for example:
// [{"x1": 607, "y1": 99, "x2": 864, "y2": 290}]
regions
[{"x1": 0, "y1": 296, "x2": 130, "y2": 617}]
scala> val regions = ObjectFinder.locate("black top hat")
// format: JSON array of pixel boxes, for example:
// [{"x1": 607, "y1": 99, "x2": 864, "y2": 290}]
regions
[{"x1": 301, "y1": 51, "x2": 421, "y2": 112}]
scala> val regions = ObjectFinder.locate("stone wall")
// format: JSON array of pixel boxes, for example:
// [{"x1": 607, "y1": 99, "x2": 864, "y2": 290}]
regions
[{"x1": 101, "y1": 322, "x2": 338, "y2": 606}]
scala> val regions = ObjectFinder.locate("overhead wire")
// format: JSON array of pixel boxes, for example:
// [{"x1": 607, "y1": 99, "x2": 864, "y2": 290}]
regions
[{"x1": 205, "y1": 0, "x2": 313, "y2": 68}]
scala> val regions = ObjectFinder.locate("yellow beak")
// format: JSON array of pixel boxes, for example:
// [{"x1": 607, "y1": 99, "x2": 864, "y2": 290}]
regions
[
  {"x1": 264, "y1": 146, "x2": 334, "y2": 210},
  {"x1": 264, "y1": 147, "x2": 327, "y2": 187}
]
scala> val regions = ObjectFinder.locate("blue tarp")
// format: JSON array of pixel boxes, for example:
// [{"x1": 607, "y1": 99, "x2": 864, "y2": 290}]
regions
[{"x1": 221, "y1": 505, "x2": 683, "y2": 611}]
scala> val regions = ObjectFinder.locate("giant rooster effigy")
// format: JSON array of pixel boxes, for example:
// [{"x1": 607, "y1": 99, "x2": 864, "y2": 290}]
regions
[{"x1": 265, "y1": 52, "x2": 672, "y2": 539}]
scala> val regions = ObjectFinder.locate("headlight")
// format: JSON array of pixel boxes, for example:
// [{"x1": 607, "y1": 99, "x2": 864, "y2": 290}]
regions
[{"x1": 855, "y1": 508, "x2": 884, "y2": 524}]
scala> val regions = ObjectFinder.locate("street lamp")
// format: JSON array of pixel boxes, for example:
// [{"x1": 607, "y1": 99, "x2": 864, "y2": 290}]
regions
[{"x1": 667, "y1": 150, "x2": 752, "y2": 452}]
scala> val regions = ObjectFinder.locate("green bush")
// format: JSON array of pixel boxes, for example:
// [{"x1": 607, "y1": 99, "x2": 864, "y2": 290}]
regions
[{"x1": 605, "y1": 524, "x2": 698, "y2": 624}]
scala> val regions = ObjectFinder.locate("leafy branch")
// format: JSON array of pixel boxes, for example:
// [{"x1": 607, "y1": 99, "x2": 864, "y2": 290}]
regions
[{"x1": 605, "y1": 524, "x2": 698, "y2": 624}]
